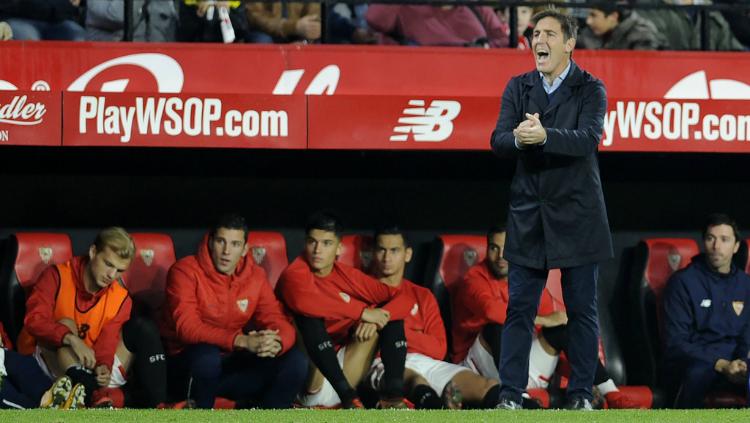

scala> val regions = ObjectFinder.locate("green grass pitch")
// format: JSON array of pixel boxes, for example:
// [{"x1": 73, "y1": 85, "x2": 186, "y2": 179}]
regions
[{"x1": 2, "y1": 409, "x2": 750, "y2": 423}]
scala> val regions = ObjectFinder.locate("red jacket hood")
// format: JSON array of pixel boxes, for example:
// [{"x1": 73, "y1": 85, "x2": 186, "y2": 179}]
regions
[{"x1": 195, "y1": 233, "x2": 256, "y2": 284}]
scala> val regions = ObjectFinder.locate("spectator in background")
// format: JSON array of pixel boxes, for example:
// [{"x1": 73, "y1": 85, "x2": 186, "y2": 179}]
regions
[
  {"x1": 497, "y1": 5, "x2": 534, "y2": 49},
  {"x1": 715, "y1": 0, "x2": 750, "y2": 47},
  {"x1": 366, "y1": 5, "x2": 509, "y2": 48},
  {"x1": 86, "y1": 0, "x2": 177, "y2": 42},
  {"x1": 178, "y1": 0, "x2": 248, "y2": 43},
  {"x1": 0, "y1": 21, "x2": 11, "y2": 40},
  {"x1": 0, "y1": 0, "x2": 85, "y2": 41},
  {"x1": 245, "y1": 1, "x2": 321, "y2": 44},
  {"x1": 328, "y1": 3, "x2": 376, "y2": 44},
  {"x1": 578, "y1": 1, "x2": 666, "y2": 49},
  {"x1": 636, "y1": 0, "x2": 745, "y2": 50},
  {"x1": 663, "y1": 213, "x2": 750, "y2": 408}
]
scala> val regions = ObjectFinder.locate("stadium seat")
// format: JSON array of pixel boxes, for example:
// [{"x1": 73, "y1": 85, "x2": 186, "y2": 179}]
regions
[
  {"x1": 423, "y1": 235, "x2": 486, "y2": 355},
  {"x1": 123, "y1": 233, "x2": 176, "y2": 313},
  {"x1": 629, "y1": 238, "x2": 699, "y2": 389},
  {"x1": 338, "y1": 234, "x2": 374, "y2": 270},
  {"x1": 247, "y1": 231, "x2": 288, "y2": 289},
  {"x1": 0, "y1": 233, "x2": 73, "y2": 345}
]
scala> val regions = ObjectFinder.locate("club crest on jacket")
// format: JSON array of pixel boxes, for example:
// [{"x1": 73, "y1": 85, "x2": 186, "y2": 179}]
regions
[{"x1": 237, "y1": 298, "x2": 249, "y2": 312}]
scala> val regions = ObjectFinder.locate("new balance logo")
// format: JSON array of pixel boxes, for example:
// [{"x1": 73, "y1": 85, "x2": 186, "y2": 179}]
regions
[{"x1": 390, "y1": 100, "x2": 461, "y2": 142}]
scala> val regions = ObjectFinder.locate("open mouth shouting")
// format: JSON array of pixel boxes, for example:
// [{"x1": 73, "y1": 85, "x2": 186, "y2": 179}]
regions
[{"x1": 535, "y1": 46, "x2": 550, "y2": 67}]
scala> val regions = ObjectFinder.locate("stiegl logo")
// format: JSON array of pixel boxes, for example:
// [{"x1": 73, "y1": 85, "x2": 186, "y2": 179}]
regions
[
  {"x1": 602, "y1": 71, "x2": 750, "y2": 147},
  {"x1": 390, "y1": 100, "x2": 461, "y2": 142}
]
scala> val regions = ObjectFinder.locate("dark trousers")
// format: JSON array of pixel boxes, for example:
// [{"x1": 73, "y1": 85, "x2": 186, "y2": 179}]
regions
[
  {"x1": 499, "y1": 262, "x2": 599, "y2": 402},
  {"x1": 169, "y1": 344, "x2": 308, "y2": 409},
  {"x1": 670, "y1": 362, "x2": 744, "y2": 409},
  {"x1": 0, "y1": 349, "x2": 52, "y2": 409}
]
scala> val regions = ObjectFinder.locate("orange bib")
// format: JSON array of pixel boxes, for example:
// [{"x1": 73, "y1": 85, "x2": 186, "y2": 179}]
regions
[{"x1": 18, "y1": 260, "x2": 129, "y2": 353}]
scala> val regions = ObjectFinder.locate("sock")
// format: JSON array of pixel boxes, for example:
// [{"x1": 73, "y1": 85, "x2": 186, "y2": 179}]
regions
[
  {"x1": 593, "y1": 361, "x2": 611, "y2": 386},
  {"x1": 540, "y1": 324, "x2": 568, "y2": 352},
  {"x1": 295, "y1": 315, "x2": 356, "y2": 405},
  {"x1": 408, "y1": 384, "x2": 442, "y2": 409},
  {"x1": 481, "y1": 323, "x2": 503, "y2": 369},
  {"x1": 596, "y1": 379, "x2": 618, "y2": 396},
  {"x1": 481, "y1": 384, "x2": 500, "y2": 409},
  {"x1": 378, "y1": 320, "x2": 407, "y2": 399},
  {"x1": 122, "y1": 316, "x2": 167, "y2": 407},
  {"x1": 65, "y1": 365, "x2": 97, "y2": 405}
]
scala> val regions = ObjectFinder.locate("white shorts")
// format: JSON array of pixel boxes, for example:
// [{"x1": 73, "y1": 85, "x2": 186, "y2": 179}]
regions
[
  {"x1": 371, "y1": 353, "x2": 470, "y2": 395},
  {"x1": 33, "y1": 345, "x2": 127, "y2": 388},
  {"x1": 297, "y1": 347, "x2": 346, "y2": 408},
  {"x1": 459, "y1": 334, "x2": 558, "y2": 389}
]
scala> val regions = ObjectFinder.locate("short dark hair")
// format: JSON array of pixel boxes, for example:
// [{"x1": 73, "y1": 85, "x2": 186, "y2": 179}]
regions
[
  {"x1": 591, "y1": 1, "x2": 631, "y2": 22},
  {"x1": 487, "y1": 225, "x2": 506, "y2": 243},
  {"x1": 703, "y1": 213, "x2": 740, "y2": 241},
  {"x1": 211, "y1": 213, "x2": 249, "y2": 240},
  {"x1": 305, "y1": 211, "x2": 343, "y2": 239},
  {"x1": 531, "y1": 9, "x2": 578, "y2": 40},
  {"x1": 374, "y1": 224, "x2": 411, "y2": 248}
]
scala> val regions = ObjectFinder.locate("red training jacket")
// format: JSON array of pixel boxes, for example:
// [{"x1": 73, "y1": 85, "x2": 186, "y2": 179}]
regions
[
  {"x1": 400, "y1": 279, "x2": 447, "y2": 360},
  {"x1": 450, "y1": 260, "x2": 555, "y2": 363},
  {"x1": 277, "y1": 257, "x2": 411, "y2": 345},
  {"x1": 160, "y1": 234, "x2": 295, "y2": 356},
  {"x1": 23, "y1": 256, "x2": 132, "y2": 370}
]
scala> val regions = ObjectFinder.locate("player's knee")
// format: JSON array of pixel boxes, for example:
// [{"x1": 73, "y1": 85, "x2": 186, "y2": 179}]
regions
[
  {"x1": 188, "y1": 345, "x2": 222, "y2": 379},
  {"x1": 682, "y1": 363, "x2": 715, "y2": 383}
]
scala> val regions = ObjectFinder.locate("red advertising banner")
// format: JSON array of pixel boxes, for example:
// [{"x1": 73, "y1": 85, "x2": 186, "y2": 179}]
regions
[
  {"x1": 0, "y1": 91, "x2": 61, "y2": 146},
  {"x1": 602, "y1": 98, "x2": 750, "y2": 152},
  {"x1": 0, "y1": 42, "x2": 748, "y2": 152},
  {"x1": 309, "y1": 95, "x2": 499, "y2": 150},
  {"x1": 63, "y1": 92, "x2": 306, "y2": 148}
]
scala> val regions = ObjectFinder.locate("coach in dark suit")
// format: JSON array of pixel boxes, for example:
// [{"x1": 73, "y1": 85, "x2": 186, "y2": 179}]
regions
[{"x1": 489, "y1": 9, "x2": 612, "y2": 410}]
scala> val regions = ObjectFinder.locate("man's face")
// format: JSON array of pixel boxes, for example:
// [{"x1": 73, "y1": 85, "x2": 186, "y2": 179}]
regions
[
  {"x1": 586, "y1": 9, "x2": 619, "y2": 36},
  {"x1": 209, "y1": 227, "x2": 249, "y2": 275},
  {"x1": 532, "y1": 16, "x2": 575, "y2": 77},
  {"x1": 304, "y1": 229, "x2": 341, "y2": 274},
  {"x1": 373, "y1": 234, "x2": 412, "y2": 279},
  {"x1": 704, "y1": 224, "x2": 739, "y2": 273},
  {"x1": 87, "y1": 246, "x2": 132, "y2": 290},
  {"x1": 487, "y1": 232, "x2": 508, "y2": 278}
]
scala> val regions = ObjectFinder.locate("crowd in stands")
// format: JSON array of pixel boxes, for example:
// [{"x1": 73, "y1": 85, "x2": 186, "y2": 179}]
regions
[{"x1": 0, "y1": 0, "x2": 747, "y2": 50}]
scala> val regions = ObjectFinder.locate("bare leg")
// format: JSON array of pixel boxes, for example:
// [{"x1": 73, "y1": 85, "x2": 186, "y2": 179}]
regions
[
  {"x1": 537, "y1": 332, "x2": 558, "y2": 356},
  {"x1": 52, "y1": 318, "x2": 79, "y2": 374},
  {"x1": 341, "y1": 333, "x2": 379, "y2": 388}
]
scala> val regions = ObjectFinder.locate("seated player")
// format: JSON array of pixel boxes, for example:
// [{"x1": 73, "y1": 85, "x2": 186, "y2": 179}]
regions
[
  {"x1": 19, "y1": 227, "x2": 166, "y2": 408},
  {"x1": 366, "y1": 224, "x2": 500, "y2": 409},
  {"x1": 160, "y1": 213, "x2": 307, "y2": 409},
  {"x1": 277, "y1": 211, "x2": 410, "y2": 409},
  {"x1": 452, "y1": 226, "x2": 639, "y2": 408}
]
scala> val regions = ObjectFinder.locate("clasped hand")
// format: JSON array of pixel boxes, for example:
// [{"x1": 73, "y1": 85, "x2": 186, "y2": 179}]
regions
[{"x1": 513, "y1": 113, "x2": 546, "y2": 145}]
